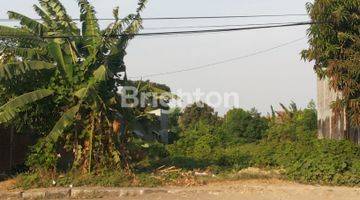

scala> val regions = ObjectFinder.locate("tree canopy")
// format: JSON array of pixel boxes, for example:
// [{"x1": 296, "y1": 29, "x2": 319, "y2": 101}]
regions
[{"x1": 302, "y1": 0, "x2": 360, "y2": 126}]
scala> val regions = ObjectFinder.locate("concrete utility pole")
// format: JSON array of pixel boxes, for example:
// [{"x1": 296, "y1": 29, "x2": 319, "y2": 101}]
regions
[{"x1": 317, "y1": 78, "x2": 360, "y2": 144}]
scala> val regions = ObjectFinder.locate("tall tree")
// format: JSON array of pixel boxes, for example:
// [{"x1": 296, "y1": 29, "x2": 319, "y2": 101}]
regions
[
  {"x1": 0, "y1": 0, "x2": 167, "y2": 173},
  {"x1": 302, "y1": 0, "x2": 360, "y2": 127}
]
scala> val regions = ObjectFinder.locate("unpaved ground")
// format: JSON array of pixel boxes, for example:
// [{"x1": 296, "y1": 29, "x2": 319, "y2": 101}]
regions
[
  {"x1": 104, "y1": 179, "x2": 360, "y2": 200},
  {"x1": 1, "y1": 176, "x2": 360, "y2": 199}
]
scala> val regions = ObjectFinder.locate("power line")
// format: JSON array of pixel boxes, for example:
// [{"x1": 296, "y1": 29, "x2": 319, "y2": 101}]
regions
[
  {"x1": 140, "y1": 14, "x2": 308, "y2": 20},
  {"x1": 0, "y1": 13, "x2": 308, "y2": 22},
  {"x1": 144, "y1": 21, "x2": 306, "y2": 30},
  {"x1": 0, "y1": 22, "x2": 312, "y2": 39},
  {"x1": 129, "y1": 37, "x2": 306, "y2": 79},
  {"x1": 133, "y1": 22, "x2": 312, "y2": 37}
]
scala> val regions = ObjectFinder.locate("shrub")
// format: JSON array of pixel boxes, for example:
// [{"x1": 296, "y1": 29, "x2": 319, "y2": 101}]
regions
[
  {"x1": 222, "y1": 108, "x2": 268, "y2": 143},
  {"x1": 283, "y1": 139, "x2": 360, "y2": 185},
  {"x1": 247, "y1": 104, "x2": 360, "y2": 186},
  {"x1": 214, "y1": 146, "x2": 252, "y2": 169},
  {"x1": 167, "y1": 121, "x2": 223, "y2": 168}
]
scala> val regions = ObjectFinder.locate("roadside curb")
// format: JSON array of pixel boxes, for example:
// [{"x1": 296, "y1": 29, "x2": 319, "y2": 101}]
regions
[{"x1": 0, "y1": 187, "x2": 171, "y2": 199}]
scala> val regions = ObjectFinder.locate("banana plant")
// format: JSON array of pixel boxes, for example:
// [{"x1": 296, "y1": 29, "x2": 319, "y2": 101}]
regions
[{"x1": 0, "y1": 0, "x2": 162, "y2": 172}]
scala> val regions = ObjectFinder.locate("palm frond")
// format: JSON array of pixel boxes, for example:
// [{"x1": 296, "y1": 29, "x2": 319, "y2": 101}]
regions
[
  {"x1": 0, "y1": 60, "x2": 55, "y2": 81},
  {"x1": 0, "y1": 89, "x2": 53, "y2": 123},
  {"x1": 47, "y1": 104, "x2": 80, "y2": 142},
  {"x1": 8, "y1": 11, "x2": 48, "y2": 36}
]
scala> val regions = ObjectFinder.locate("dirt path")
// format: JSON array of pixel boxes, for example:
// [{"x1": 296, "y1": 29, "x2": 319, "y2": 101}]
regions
[{"x1": 109, "y1": 179, "x2": 360, "y2": 200}]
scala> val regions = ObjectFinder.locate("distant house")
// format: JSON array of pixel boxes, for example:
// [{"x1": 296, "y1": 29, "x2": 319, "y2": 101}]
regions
[{"x1": 317, "y1": 78, "x2": 360, "y2": 143}]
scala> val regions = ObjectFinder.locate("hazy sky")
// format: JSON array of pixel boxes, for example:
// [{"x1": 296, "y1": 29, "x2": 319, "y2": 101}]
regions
[{"x1": 0, "y1": 0, "x2": 316, "y2": 114}]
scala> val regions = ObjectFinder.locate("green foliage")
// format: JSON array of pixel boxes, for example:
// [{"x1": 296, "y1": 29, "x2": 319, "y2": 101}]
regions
[
  {"x1": 0, "y1": 61, "x2": 54, "y2": 81},
  {"x1": 222, "y1": 108, "x2": 268, "y2": 143},
  {"x1": 284, "y1": 139, "x2": 360, "y2": 185},
  {"x1": 156, "y1": 102, "x2": 360, "y2": 186},
  {"x1": 16, "y1": 170, "x2": 133, "y2": 189},
  {"x1": 302, "y1": 0, "x2": 360, "y2": 126},
  {"x1": 15, "y1": 100, "x2": 360, "y2": 188},
  {"x1": 246, "y1": 103, "x2": 360, "y2": 186},
  {"x1": 166, "y1": 104, "x2": 269, "y2": 169},
  {"x1": 0, "y1": 89, "x2": 53, "y2": 123},
  {"x1": 265, "y1": 102, "x2": 317, "y2": 142},
  {"x1": 168, "y1": 107, "x2": 181, "y2": 142},
  {"x1": 0, "y1": 0, "x2": 158, "y2": 173},
  {"x1": 215, "y1": 146, "x2": 252, "y2": 169},
  {"x1": 167, "y1": 121, "x2": 222, "y2": 168},
  {"x1": 178, "y1": 102, "x2": 220, "y2": 131}
]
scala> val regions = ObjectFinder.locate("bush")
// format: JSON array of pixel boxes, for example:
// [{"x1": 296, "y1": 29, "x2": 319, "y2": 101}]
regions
[
  {"x1": 167, "y1": 121, "x2": 222, "y2": 168},
  {"x1": 247, "y1": 104, "x2": 360, "y2": 186},
  {"x1": 283, "y1": 139, "x2": 360, "y2": 185},
  {"x1": 214, "y1": 146, "x2": 252, "y2": 169},
  {"x1": 222, "y1": 108, "x2": 268, "y2": 143}
]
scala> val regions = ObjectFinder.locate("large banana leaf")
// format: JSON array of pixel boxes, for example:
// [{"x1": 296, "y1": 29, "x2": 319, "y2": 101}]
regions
[
  {"x1": 47, "y1": 104, "x2": 80, "y2": 142},
  {"x1": 0, "y1": 25, "x2": 37, "y2": 39},
  {"x1": 136, "y1": 0, "x2": 148, "y2": 13},
  {"x1": 75, "y1": 65, "x2": 108, "y2": 100},
  {"x1": 48, "y1": 41, "x2": 73, "y2": 81},
  {"x1": 33, "y1": 5, "x2": 54, "y2": 28},
  {"x1": 92, "y1": 65, "x2": 108, "y2": 83},
  {"x1": 0, "y1": 61, "x2": 55, "y2": 81},
  {"x1": 8, "y1": 11, "x2": 48, "y2": 35},
  {"x1": 0, "y1": 89, "x2": 54, "y2": 123},
  {"x1": 38, "y1": 0, "x2": 78, "y2": 34},
  {"x1": 78, "y1": 0, "x2": 101, "y2": 54},
  {"x1": 106, "y1": 10, "x2": 144, "y2": 74},
  {"x1": 4, "y1": 47, "x2": 46, "y2": 58}
]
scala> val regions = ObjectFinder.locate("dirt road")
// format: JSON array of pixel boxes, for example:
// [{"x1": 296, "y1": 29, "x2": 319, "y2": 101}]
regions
[
  {"x1": 2, "y1": 178, "x2": 360, "y2": 199},
  {"x1": 111, "y1": 179, "x2": 360, "y2": 200}
]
